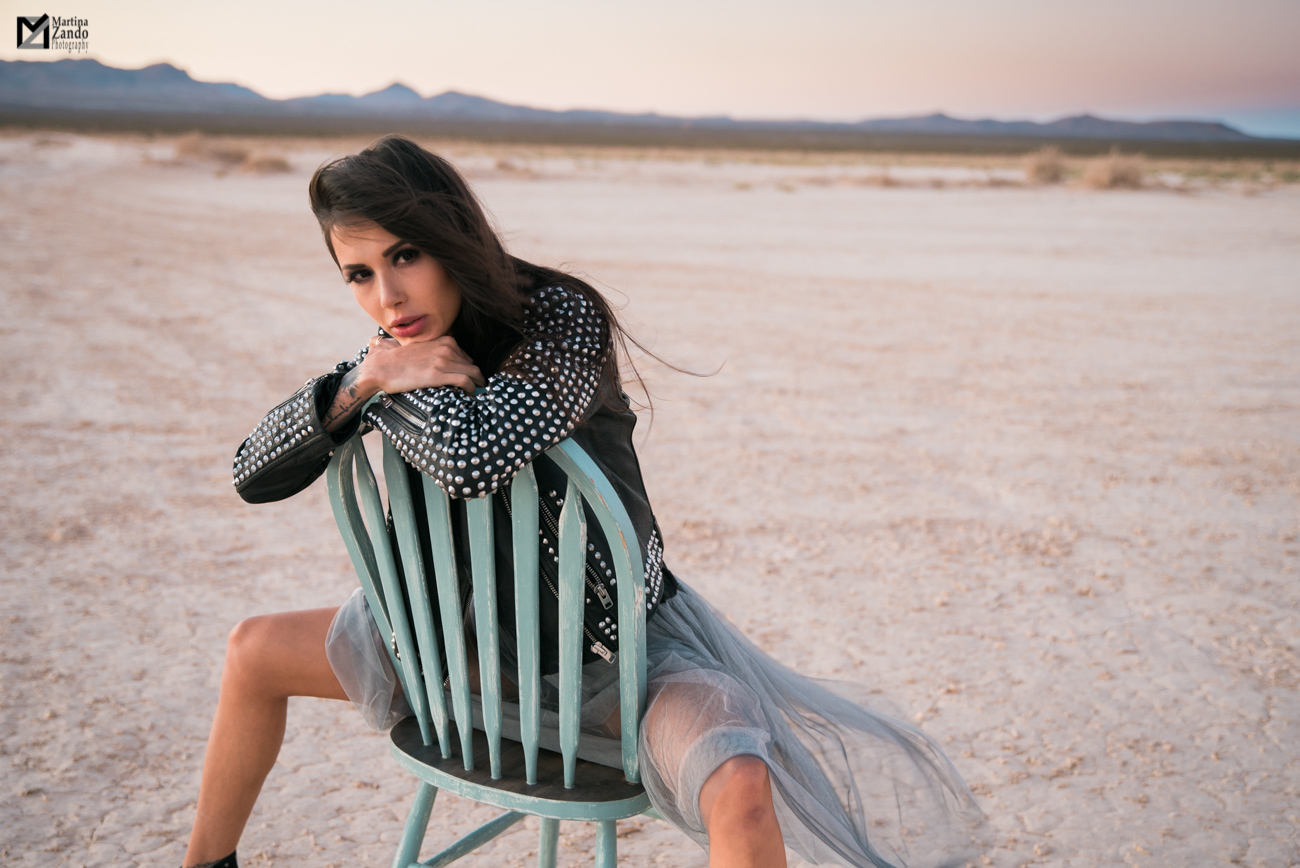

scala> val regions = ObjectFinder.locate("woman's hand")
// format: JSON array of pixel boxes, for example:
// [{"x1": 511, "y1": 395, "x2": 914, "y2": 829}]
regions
[
  {"x1": 322, "y1": 335, "x2": 486, "y2": 433},
  {"x1": 360, "y1": 335, "x2": 486, "y2": 396}
]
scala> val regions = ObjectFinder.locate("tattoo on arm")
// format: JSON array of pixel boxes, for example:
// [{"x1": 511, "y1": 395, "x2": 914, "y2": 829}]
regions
[{"x1": 323, "y1": 367, "x2": 367, "y2": 432}]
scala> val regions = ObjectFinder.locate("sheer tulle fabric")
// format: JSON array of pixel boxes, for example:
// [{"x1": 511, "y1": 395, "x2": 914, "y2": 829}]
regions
[
  {"x1": 325, "y1": 583, "x2": 988, "y2": 868},
  {"x1": 325, "y1": 589, "x2": 413, "y2": 731}
]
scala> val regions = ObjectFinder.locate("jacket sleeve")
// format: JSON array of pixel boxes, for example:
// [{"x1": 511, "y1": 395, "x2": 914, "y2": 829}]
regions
[
  {"x1": 365, "y1": 285, "x2": 608, "y2": 499},
  {"x1": 232, "y1": 348, "x2": 368, "y2": 504}
]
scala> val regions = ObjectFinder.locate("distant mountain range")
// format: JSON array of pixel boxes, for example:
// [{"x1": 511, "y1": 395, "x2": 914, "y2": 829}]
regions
[{"x1": 0, "y1": 58, "x2": 1260, "y2": 142}]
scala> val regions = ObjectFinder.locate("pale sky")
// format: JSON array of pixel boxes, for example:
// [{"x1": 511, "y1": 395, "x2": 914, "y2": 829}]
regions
[{"x1": 5, "y1": 0, "x2": 1299, "y2": 137}]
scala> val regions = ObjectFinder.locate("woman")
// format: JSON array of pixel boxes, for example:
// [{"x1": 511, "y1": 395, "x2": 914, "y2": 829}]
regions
[{"x1": 185, "y1": 136, "x2": 986, "y2": 868}]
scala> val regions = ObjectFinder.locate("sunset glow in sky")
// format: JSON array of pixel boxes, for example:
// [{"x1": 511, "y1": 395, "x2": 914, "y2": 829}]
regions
[{"x1": 5, "y1": 0, "x2": 1299, "y2": 136}]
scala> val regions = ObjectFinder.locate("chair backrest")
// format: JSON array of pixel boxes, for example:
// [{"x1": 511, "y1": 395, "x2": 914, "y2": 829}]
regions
[{"x1": 325, "y1": 430, "x2": 647, "y2": 788}]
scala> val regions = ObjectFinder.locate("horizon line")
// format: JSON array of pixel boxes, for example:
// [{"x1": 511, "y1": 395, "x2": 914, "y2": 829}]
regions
[{"x1": 8, "y1": 55, "x2": 1294, "y2": 135}]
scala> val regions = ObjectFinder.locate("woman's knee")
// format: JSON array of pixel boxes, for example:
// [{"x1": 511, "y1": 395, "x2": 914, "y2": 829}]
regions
[
  {"x1": 223, "y1": 615, "x2": 280, "y2": 688},
  {"x1": 221, "y1": 608, "x2": 345, "y2": 701},
  {"x1": 714, "y1": 756, "x2": 772, "y2": 800},
  {"x1": 701, "y1": 755, "x2": 775, "y2": 832}
]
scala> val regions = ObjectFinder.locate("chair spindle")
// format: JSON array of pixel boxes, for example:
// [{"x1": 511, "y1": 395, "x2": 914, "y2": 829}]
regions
[
  {"x1": 556, "y1": 477, "x2": 587, "y2": 788},
  {"x1": 509, "y1": 464, "x2": 543, "y2": 785},
  {"x1": 382, "y1": 439, "x2": 452, "y2": 754},
  {"x1": 466, "y1": 495, "x2": 503, "y2": 779},
  {"x1": 352, "y1": 442, "x2": 431, "y2": 747},
  {"x1": 421, "y1": 475, "x2": 477, "y2": 770}
]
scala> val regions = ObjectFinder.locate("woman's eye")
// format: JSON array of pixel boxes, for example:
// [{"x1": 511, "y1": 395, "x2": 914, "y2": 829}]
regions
[
  {"x1": 345, "y1": 269, "x2": 372, "y2": 284},
  {"x1": 394, "y1": 248, "x2": 418, "y2": 265}
]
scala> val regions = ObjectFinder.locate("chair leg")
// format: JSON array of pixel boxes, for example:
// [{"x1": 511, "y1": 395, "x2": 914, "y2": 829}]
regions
[
  {"x1": 391, "y1": 783, "x2": 438, "y2": 868},
  {"x1": 538, "y1": 817, "x2": 559, "y2": 868},
  {"x1": 594, "y1": 820, "x2": 617, "y2": 868}
]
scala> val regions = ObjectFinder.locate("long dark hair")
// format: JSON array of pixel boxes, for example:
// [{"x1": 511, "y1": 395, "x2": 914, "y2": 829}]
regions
[{"x1": 308, "y1": 135, "x2": 638, "y2": 405}]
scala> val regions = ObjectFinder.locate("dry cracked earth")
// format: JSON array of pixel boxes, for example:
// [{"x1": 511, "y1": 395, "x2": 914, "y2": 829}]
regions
[{"x1": 1, "y1": 133, "x2": 1297, "y2": 866}]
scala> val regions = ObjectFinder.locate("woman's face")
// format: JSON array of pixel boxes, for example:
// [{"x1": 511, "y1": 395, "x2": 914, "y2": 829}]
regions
[{"x1": 330, "y1": 221, "x2": 462, "y2": 345}]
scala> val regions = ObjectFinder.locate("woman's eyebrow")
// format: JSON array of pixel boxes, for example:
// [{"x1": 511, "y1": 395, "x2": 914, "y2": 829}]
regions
[{"x1": 341, "y1": 240, "x2": 407, "y2": 271}]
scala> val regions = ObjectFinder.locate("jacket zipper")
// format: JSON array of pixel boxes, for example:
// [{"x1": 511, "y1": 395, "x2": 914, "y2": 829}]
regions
[
  {"x1": 381, "y1": 394, "x2": 426, "y2": 430},
  {"x1": 535, "y1": 495, "x2": 615, "y2": 609},
  {"x1": 504, "y1": 484, "x2": 617, "y2": 664}
]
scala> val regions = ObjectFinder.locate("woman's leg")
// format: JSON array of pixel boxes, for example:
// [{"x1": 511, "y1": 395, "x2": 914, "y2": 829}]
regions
[
  {"x1": 183, "y1": 607, "x2": 348, "y2": 867},
  {"x1": 699, "y1": 757, "x2": 786, "y2": 868},
  {"x1": 640, "y1": 678, "x2": 787, "y2": 868}
]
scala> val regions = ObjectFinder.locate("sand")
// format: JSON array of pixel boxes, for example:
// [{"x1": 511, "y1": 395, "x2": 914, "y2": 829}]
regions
[{"x1": 0, "y1": 132, "x2": 1297, "y2": 867}]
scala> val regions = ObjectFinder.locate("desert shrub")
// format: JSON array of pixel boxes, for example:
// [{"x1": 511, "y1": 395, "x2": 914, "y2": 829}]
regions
[
  {"x1": 1024, "y1": 146, "x2": 1065, "y2": 184},
  {"x1": 209, "y1": 145, "x2": 250, "y2": 166},
  {"x1": 855, "y1": 172, "x2": 900, "y2": 187},
  {"x1": 173, "y1": 132, "x2": 206, "y2": 158},
  {"x1": 1082, "y1": 149, "x2": 1144, "y2": 189},
  {"x1": 241, "y1": 154, "x2": 291, "y2": 174},
  {"x1": 174, "y1": 133, "x2": 249, "y2": 166}
]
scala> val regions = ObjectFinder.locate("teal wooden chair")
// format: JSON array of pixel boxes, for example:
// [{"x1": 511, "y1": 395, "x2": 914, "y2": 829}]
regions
[{"x1": 324, "y1": 428, "x2": 651, "y2": 868}]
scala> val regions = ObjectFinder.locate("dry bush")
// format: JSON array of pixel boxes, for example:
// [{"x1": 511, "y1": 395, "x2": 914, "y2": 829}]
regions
[
  {"x1": 174, "y1": 133, "x2": 249, "y2": 166},
  {"x1": 208, "y1": 144, "x2": 251, "y2": 166},
  {"x1": 173, "y1": 132, "x2": 206, "y2": 158},
  {"x1": 854, "y1": 173, "x2": 900, "y2": 187},
  {"x1": 1082, "y1": 149, "x2": 1145, "y2": 189},
  {"x1": 241, "y1": 154, "x2": 291, "y2": 174},
  {"x1": 492, "y1": 157, "x2": 540, "y2": 179},
  {"x1": 1023, "y1": 146, "x2": 1065, "y2": 184}
]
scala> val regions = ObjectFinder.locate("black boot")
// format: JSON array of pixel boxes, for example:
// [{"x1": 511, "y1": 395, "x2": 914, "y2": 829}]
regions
[{"x1": 184, "y1": 852, "x2": 237, "y2": 868}]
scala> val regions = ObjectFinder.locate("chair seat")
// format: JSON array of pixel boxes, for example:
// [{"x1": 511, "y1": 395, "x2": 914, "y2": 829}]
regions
[{"x1": 390, "y1": 718, "x2": 651, "y2": 821}]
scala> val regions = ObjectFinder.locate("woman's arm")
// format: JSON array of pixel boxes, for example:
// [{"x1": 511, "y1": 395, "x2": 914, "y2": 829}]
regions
[
  {"x1": 233, "y1": 333, "x2": 490, "y2": 504},
  {"x1": 231, "y1": 363, "x2": 357, "y2": 505},
  {"x1": 320, "y1": 366, "x2": 373, "y2": 434},
  {"x1": 321, "y1": 335, "x2": 485, "y2": 433},
  {"x1": 366, "y1": 285, "x2": 608, "y2": 499},
  {"x1": 234, "y1": 285, "x2": 604, "y2": 504}
]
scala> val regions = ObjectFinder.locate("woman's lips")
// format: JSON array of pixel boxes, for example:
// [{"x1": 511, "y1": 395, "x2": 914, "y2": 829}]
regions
[{"x1": 389, "y1": 315, "x2": 427, "y2": 338}]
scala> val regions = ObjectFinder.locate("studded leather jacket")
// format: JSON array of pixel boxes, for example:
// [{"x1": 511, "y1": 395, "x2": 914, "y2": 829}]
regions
[{"x1": 232, "y1": 285, "x2": 677, "y2": 672}]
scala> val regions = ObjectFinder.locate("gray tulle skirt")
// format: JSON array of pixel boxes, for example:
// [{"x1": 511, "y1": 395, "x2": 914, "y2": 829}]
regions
[{"x1": 325, "y1": 581, "x2": 989, "y2": 867}]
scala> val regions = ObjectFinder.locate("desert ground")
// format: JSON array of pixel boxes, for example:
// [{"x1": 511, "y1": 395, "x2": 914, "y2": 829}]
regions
[{"x1": 1, "y1": 132, "x2": 1297, "y2": 867}]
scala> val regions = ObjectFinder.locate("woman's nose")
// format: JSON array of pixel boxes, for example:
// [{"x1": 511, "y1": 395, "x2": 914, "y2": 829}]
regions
[{"x1": 377, "y1": 272, "x2": 406, "y2": 308}]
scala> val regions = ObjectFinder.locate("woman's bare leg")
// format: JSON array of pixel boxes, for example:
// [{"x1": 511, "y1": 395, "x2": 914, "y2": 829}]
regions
[
  {"x1": 640, "y1": 679, "x2": 786, "y2": 868},
  {"x1": 699, "y1": 756, "x2": 787, "y2": 868},
  {"x1": 183, "y1": 607, "x2": 348, "y2": 867}
]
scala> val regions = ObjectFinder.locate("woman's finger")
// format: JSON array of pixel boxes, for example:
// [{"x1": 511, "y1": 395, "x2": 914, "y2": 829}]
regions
[
  {"x1": 427, "y1": 337, "x2": 473, "y2": 365},
  {"x1": 441, "y1": 356, "x2": 481, "y2": 373},
  {"x1": 462, "y1": 363, "x2": 486, "y2": 385},
  {"x1": 437, "y1": 360, "x2": 485, "y2": 387}
]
